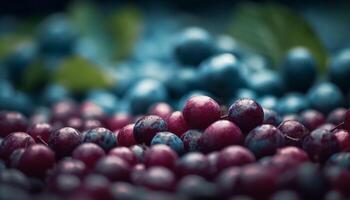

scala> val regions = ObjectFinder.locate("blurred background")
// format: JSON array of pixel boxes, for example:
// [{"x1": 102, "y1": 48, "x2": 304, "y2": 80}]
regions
[{"x1": 0, "y1": 0, "x2": 350, "y2": 116}]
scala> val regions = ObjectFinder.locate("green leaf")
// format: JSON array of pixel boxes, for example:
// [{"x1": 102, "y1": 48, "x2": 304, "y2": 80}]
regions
[
  {"x1": 54, "y1": 56, "x2": 114, "y2": 92},
  {"x1": 106, "y1": 5, "x2": 142, "y2": 59},
  {"x1": 229, "y1": 3, "x2": 328, "y2": 72},
  {"x1": 0, "y1": 34, "x2": 29, "y2": 58},
  {"x1": 20, "y1": 60, "x2": 51, "y2": 92}
]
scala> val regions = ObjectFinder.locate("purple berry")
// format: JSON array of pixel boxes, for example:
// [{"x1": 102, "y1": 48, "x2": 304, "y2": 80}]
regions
[
  {"x1": 80, "y1": 174, "x2": 112, "y2": 200},
  {"x1": 0, "y1": 132, "x2": 35, "y2": 161},
  {"x1": 148, "y1": 102, "x2": 173, "y2": 120},
  {"x1": 228, "y1": 98, "x2": 264, "y2": 133},
  {"x1": 334, "y1": 129, "x2": 350, "y2": 152},
  {"x1": 130, "y1": 163, "x2": 146, "y2": 185},
  {"x1": 245, "y1": 124, "x2": 285, "y2": 158},
  {"x1": 48, "y1": 127, "x2": 82, "y2": 158},
  {"x1": 278, "y1": 120, "x2": 309, "y2": 147},
  {"x1": 133, "y1": 115, "x2": 167, "y2": 145},
  {"x1": 263, "y1": 108, "x2": 282, "y2": 126},
  {"x1": 109, "y1": 147, "x2": 137, "y2": 166},
  {"x1": 216, "y1": 145, "x2": 255, "y2": 171},
  {"x1": 106, "y1": 113, "x2": 132, "y2": 131},
  {"x1": 51, "y1": 158, "x2": 87, "y2": 178},
  {"x1": 82, "y1": 127, "x2": 116, "y2": 151},
  {"x1": 8, "y1": 148, "x2": 25, "y2": 168},
  {"x1": 166, "y1": 111, "x2": 189, "y2": 137},
  {"x1": 94, "y1": 156, "x2": 130, "y2": 182},
  {"x1": 18, "y1": 144, "x2": 55, "y2": 178},
  {"x1": 299, "y1": 109, "x2": 326, "y2": 131},
  {"x1": 276, "y1": 146, "x2": 309, "y2": 163},
  {"x1": 177, "y1": 175, "x2": 217, "y2": 199},
  {"x1": 324, "y1": 166, "x2": 350, "y2": 196},
  {"x1": 176, "y1": 152, "x2": 210, "y2": 178},
  {"x1": 27, "y1": 123, "x2": 52, "y2": 143},
  {"x1": 49, "y1": 174, "x2": 80, "y2": 195},
  {"x1": 327, "y1": 108, "x2": 347, "y2": 125},
  {"x1": 110, "y1": 182, "x2": 137, "y2": 200},
  {"x1": 181, "y1": 130, "x2": 202, "y2": 152},
  {"x1": 144, "y1": 144, "x2": 178, "y2": 170},
  {"x1": 200, "y1": 120, "x2": 244, "y2": 152},
  {"x1": 183, "y1": 95, "x2": 221, "y2": 129},
  {"x1": 72, "y1": 143, "x2": 105, "y2": 168},
  {"x1": 139, "y1": 166, "x2": 176, "y2": 191},
  {"x1": 302, "y1": 128, "x2": 340, "y2": 163},
  {"x1": 151, "y1": 132, "x2": 184, "y2": 154},
  {"x1": 117, "y1": 124, "x2": 136, "y2": 147},
  {"x1": 0, "y1": 111, "x2": 28, "y2": 137}
]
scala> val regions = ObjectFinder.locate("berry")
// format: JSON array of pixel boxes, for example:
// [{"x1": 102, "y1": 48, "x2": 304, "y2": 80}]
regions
[
  {"x1": 27, "y1": 123, "x2": 52, "y2": 143},
  {"x1": 18, "y1": 144, "x2": 55, "y2": 178},
  {"x1": 343, "y1": 109, "x2": 350, "y2": 131},
  {"x1": 94, "y1": 156, "x2": 130, "y2": 182},
  {"x1": 72, "y1": 143, "x2": 105, "y2": 168},
  {"x1": 248, "y1": 70, "x2": 284, "y2": 96},
  {"x1": 51, "y1": 158, "x2": 87, "y2": 178},
  {"x1": 0, "y1": 111, "x2": 28, "y2": 137},
  {"x1": 228, "y1": 98, "x2": 264, "y2": 133},
  {"x1": 245, "y1": 124, "x2": 285, "y2": 158},
  {"x1": 144, "y1": 144, "x2": 178, "y2": 170},
  {"x1": 80, "y1": 174, "x2": 112, "y2": 200},
  {"x1": 0, "y1": 132, "x2": 35, "y2": 161},
  {"x1": 48, "y1": 127, "x2": 82, "y2": 158},
  {"x1": 183, "y1": 95, "x2": 221, "y2": 129},
  {"x1": 176, "y1": 152, "x2": 210, "y2": 178},
  {"x1": 82, "y1": 127, "x2": 117, "y2": 151},
  {"x1": 117, "y1": 124, "x2": 137, "y2": 147},
  {"x1": 262, "y1": 108, "x2": 282, "y2": 126},
  {"x1": 329, "y1": 49, "x2": 350, "y2": 92},
  {"x1": 281, "y1": 47, "x2": 317, "y2": 92},
  {"x1": 148, "y1": 102, "x2": 173, "y2": 120},
  {"x1": 133, "y1": 115, "x2": 167, "y2": 145},
  {"x1": 106, "y1": 113, "x2": 131, "y2": 131},
  {"x1": 166, "y1": 111, "x2": 189, "y2": 137},
  {"x1": 257, "y1": 95, "x2": 279, "y2": 110},
  {"x1": 302, "y1": 128, "x2": 340, "y2": 163},
  {"x1": 276, "y1": 146, "x2": 309, "y2": 163},
  {"x1": 8, "y1": 148, "x2": 25, "y2": 168},
  {"x1": 327, "y1": 108, "x2": 347, "y2": 125},
  {"x1": 181, "y1": 130, "x2": 202, "y2": 152},
  {"x1": 299, "y1": 109, "x2": 326, "y2": 131},
  {"x1": 110, "y1": 182, "x2": 137, "y2": 200},
  {"x1": 0, "y1": 169, "x2": 30, "y2": 191},
  {"x1": 200, "y1": 120, "x2": 244, "y2": 152},
  {"x1": 276, "y1": 93, "x2": 309, "y2": 115},
  {"x1": 216, "y1": 146, "x2": 255, "y2": 171},
  {"x1": 177, "y1": 175, "x2": 217, "y2": 199},
  {"x1": 49, "y1": 174, "x2": 80, "y2": 195},
  {"x1": 324, "y1": 166, "x2": 350, "y2": 196},
  {"x1": 278, "y1": 120, "x2": 309, "y2": 147},
  {"x1": 139, "y1": 166, "x2": 176, "y2": 191},
  {"x1": 327, "y1": 152, "x2": 350, "y2": 170},
  {"x1": 333, "y1": 129, "x2": 350, "y2": 152},
  {"x1": 109, "y1": 147, "x2": 137, "y2": 166},
  {"x1": 151, "y1": 132, "x2": 184, "y2": 154},
  {"x1": 270, "y1": 190, "x2": 302, "y2": 200}
]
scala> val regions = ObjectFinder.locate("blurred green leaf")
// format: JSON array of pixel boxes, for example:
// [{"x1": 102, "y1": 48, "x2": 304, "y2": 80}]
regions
[
  {"x1": 0, "y1": 34, "x2": 29, "y2": 58},
  {"x1": 106, "y1": 5, "x2": 142, "y2": 59},
  {"x1": 229, "y1": 3, "x2": 328, "y2": 72},
  {"x1": 20, "y1": 60, "x2": 50, "y2": 92},
  {"x1": 54, "y1": 56, "x2": 114, "y2": 92}
]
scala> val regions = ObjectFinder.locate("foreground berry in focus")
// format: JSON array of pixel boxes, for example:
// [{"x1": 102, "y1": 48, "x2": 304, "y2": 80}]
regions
[
  {"x1": 48, "y1": 127, "x2": 82, "y2": 158},
  {"x1": 82, "y1": 127, "x2": 117, "y2": 151},
  {"x1": 133, "y1": 115, "x2": 168, "y2": 145}
]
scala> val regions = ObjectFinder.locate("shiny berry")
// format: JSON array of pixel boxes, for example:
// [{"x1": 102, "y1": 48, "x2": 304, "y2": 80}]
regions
[
  {"x1": 333, "y1": 129, "x2": 350, "y2": 152},
  {"x1": 26, "y1": 123, "x2": 52, "y2": 143},
  {"x1": 117, "y1": 124, "x2": 136, "y2": 147},
  {"x1": 181, "y1": 130, "x2": 202, "y2": 152},
  {"x1": 263, "y1": 108, "x2": 282, "y2": 126},
  {"x1": 216, "y1": 146, "x2": 255, "y2": 171},
  {"x1": 144, "y1": 144, "x2": 178, "y2": 170},
  {"x1": 278, "y1": 120, "x2": 309, "y2": 147},
  {"x1": 106, "y1": 113, "x2": 132, "y2": 131},
  {"x1": 148, "y1": 102, "x2": 173, "y2": 120},
  {"x1": 228, "y1": 98, "x2": 264, "y2": 133},
  {"x1": 94, "y1": 156, "x2": 130, "y2": 182},
  {"x1": 0, "y1": 111, "x2": 28, "y2": 137},
  {"x1": 183, "y1": 95, "x2": 221, "y2": 129},
  {"x1": 151, "y1": 132, "x2": 184, "y2": 154},
  {"x1": 72, "y1": 143, "x2": 105, "y2": 168},
  {"x1": 82, "y1": 127, "x2": 117, "y2": 151},
  {"x1": 109, "y1": 147, "x2": 137, "y2": 166},
  {"x1": 48, "y1": 127, "x2": 82, "y2": 158},
  {"x1": 0, "y1": 132, "x2": 35, "y2": 161},
  {"x1": 166, "y1": 111, "x2": 189, "y2": 137},
  {"x1": 133, "y1": 115, "x2": 167, "y2": 145}
]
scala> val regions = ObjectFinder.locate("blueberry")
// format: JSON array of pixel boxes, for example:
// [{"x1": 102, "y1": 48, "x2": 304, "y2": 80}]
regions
[
  {"x1": 151, "y1": 132, "x2": 184, "y2": 154},
  {"x1": 248, "y1": 70, "x2": 284, "y2": 96},
  {"x1": 165, "y1": 67, "x2": 200, "y2": 98},
  {"x1": 173, "y1": 27, "x2": 216, "y2": 66},
  {"x1": 281, "y1": 47, "x2": 317, "y2": 92},
  {"x1": 181, "y1": 130, "x2": 202, "y2": 152},
  {"x1": 86, "y1": 90, "x2": 119, "y2": 115},
  {"x1": 263, "y1": 108, "x2": 282, "y2": 126},
  {"x1": 83, "y1": 127, "x2": 117, "y2": 151},
  {"x1": 215, "y1": 35, "x2": 243, "y2": 58},
  {"x1": 329, "y1": 49, "x2": 350, "y2": 92},
  {"x1": 199, "y1": 53, "x2": 244, "y2": 97},
  {"x1": 41, "y1": 84, "x2": 70, "y2": 106},
  {"x1": 307, "y1": 82, "x2": 344, "y2": 114},
  {"x1": 125, "y1": 79, "x2": 168, "y2": 114},
  {"x1": 133, "y1": 115, "x2": 168, "y2": 145},
  {"x1": 257, "y1": 95, "x2": 279, "y2": 110},
  {"x1": 277, "y1": 93, "x2": 309, "y2": 115}
]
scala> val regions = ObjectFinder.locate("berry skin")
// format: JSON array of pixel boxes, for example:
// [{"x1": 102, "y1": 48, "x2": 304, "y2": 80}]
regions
[
  {"x1": 117, "y1": 124, "x2": 137, "y2": 147},
  {"x1": 106, "y1": 113, "x2": 131, "y2": 132},
  {"x1": 248, "y1": 70, "x2": 284, "y2": 96},
  {"x1": 27, "y1": 123, "x2": 53, "y2": 143},
  {"x1": 94, "y1": 156, "x2": 130, "y2": 182},
  {"x1": 139, "y1": 166, "x2": 176, "y2": 191},
  {"x1": 51, "y1": 158, "x2": 87, "y2": 178},
  {"x1": 0, "y1": 132, "x2": 35, "y2": 161},
  {"x1": 72, "y1": 143, "x2": 105, "y2": 168},
  {"x1": 199, "y1": 53, "x2": 244, "y2": 97},
  {"x1": 276, "y1": 146, "x2": 309, "y2": 163},
  {"x1": 228, "y1": 98, "x2": 264, "y2": 133},
  {"x1": 278, "y1": 120, "x2": 309, "y2": 147},
  {"x1": 276, "y1": 93, "x2": 309, "y2": 115},
  {"x1": 302, "y1": 128, "x2": 340, "y2": 163},
  {"x1": 183, "y1": 95, "x2": 221, "y2": 129},
  {"x1": 82, "y1": 127, "x2": 117, "y2": 151},
  {"x1": 262, "y1": 108, "x2": 282, "y2": 126},
  {"x1": 327, "y1": 108, "x2": 347, "y2": 125},
  {"x1": 216, "y1": 146, "x2": 255, "y2": 171},
  {"x1": 177, "y1": 175, "x2": 218, "y2": 200},
  {"x1": 181, "y1": 130, "x2": 202, "y2": 152},
  {"x1": 166, "y1": 111, "x2": 189, "y2": 137},
  {"x1": 109, "y1": 147, "x2": 137, "y2": 166},
  {"x1": 151, "y1": 132, "x2": 184, "y2": 154},
  {"x1": 299, "y1": 109, "x2": 326, "y2": 131},
  {"x1": 329, "y1": 49, "x2": 350, "y2": 92},
  {"x1": 148, "y1": 102, "x2": 173, "y2": 120},
  {"x1": 281, "y1": 47, "x2": 317, "y2": 92},
  {"x1": 327, "y1": 152, "x2": 350, "y2": 170},
  {"x1": 48, "y1": 127, "x2": 82, "y2": 158},
  {"x1": 133, "y1": 115, "x2": 168, "y2": 145},
  {"x1": 324, "y1": 166, "x2": 350, "y2": 196},
  {"x1": 18, "y1": 144, "x2": 55, "y2": 178},
  {"x1": 343, "y1": 109, "x2": 350, "y2": 131},
  {"x1": 245, "y1": 124, "x2": 285, "y2": 158},
  {"x1": 333, "y1": 129, "x2": 350, "y2": 152},
  {"x1": 0, "y1": 111, "x2": 28, "y2": 137},
  {"x1": 144, "y1": 144, "x2": 178, "y2": 170},
  {"x1": 176, "y1": 152, "x2": 210, "y2": 178},
  {"x1": 200, "y1": 120, "x2": 244, "y2": 152}
]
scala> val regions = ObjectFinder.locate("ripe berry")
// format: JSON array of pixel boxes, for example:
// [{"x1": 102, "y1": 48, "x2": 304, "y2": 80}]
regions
[
  {"x1": 139, "y1": 166, "x2": 176, "y2": 191},
  {"x1": 72, "y1": 143, "x2": 105, "y2": 168},
  {"x1": 94, "y1": 156, "x2": 130, "y2": 182},
  {"x1": 245, "y1": 124, "x2": 285, "y2": 158},
  {"x1": 48, "y1": 174, "x2": 80, "y2": 195},
  {"x1": 278, "y1": 120, "x2": 309, "y2": 147},
  {"x1": 183, "y1": 95, "x2": 221, "y2": 129},
  {"x1": 166, "y1": 111, "x2": 189, "y2": 137},
  {"x1": 151, "y1": 132, "x2": 184, "y2": 154},
  {"x1": 106, "y1": 113, "x2": 132, "y2": 131},
  {"x1": 0, "y1": 132, "x2": 35, "y2": 161},
  {"x1": 333, "y1": 129, "x2": 350, "y2": 152},
  {"x1": 181, "y1": 130, "x2": 202, "y2": 152},
  {"x1": 144, "y1": 144, "x2": 178, "y2": 170},
  {"x1": 327, "y1": 108, "x2": 346, "y2": 125},
  {"x1": 109, "y1": 147, "x2": 137, "y2": 166},
  {"x1": 80, "y1": 174, "x2": 112, "y2": 200},
  {"x1": 133, "y1": 115, "x2": 167, "y2": 145},
  {"x1": 8, "y1": 148, "x2": 25, "y2": 168},
  {"x1": 148, "y1": 102, "x2": 173, "y2": 120},
  {"x1": 0, "y1": 111, "x2": 28, "y2": 137},
  {"x1": 26, "y1": 123, "x2": 52, "y2": 143},
  {"x1": 51, "y1": 158, "x2": 87, "y2": 178},
  {"x1": 117, "y1": 124, "x2": 136, "y2": 147},
  {"x1": 263, "y1": 108, "x2": 282, "y2": 126},
  {"x1": 200, "y1": 120, "x2": 244, "y2": 152},
  {"x1": 327, "y1": 152, "x2": 350, "y2": 170},
  {"x1": 228, "y1": 98, "x2": 264, "y2": 133},
  {"x1": 216, "y1": 146, "x2": 255, "y2": 171},
  {"x1": 276, "y1": 146, "x2": 309, "y2": 163},
  {"x1": 299, "y1": 109, "x2": 326, "y2": 131},
  {"x1": 177, "y1": 175, "x2": 218, "y2": 199},
  {"x1": 176, "y1": 152, "x2": 210, "y2": 178},
  {"x1": 82, "y1": 127, "x2": 117, "y2": 151},
  {"x1": 302, "y1": 128, "x2": 339, "y2": 163},
  {"x1": 18, "y1": 144, "x2": 55, "y2": 178},
  {"x1": 48, "y1": 127, "x2": 82, "y2": 158}
]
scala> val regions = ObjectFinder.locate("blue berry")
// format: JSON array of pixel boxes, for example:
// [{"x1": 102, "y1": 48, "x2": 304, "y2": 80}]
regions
[
  {"x1": 276, "y1": 93, "x2": 309, "y2": 115},
  {"x1": 83, "y1": 127, "x2": 117, "y2": 151},
  {"x1": 248, "y1": 70, "x2": 284, "y2": 96},
  {"x1": 329, "y1": 49, "x2": 350, "y2": 92},
  {"x1": 151, "y1": 132, "x2": 184, "y2": 154}
]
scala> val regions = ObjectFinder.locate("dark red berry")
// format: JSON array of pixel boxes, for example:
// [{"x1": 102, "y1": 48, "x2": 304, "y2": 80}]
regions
[
  {"x1": 0, "y1": 132, "x2": 35, "y2": 161},
  {"x1": 106, "y1": 113, "x2": 132, "y2": 131},
  {"x1": 183, "y1": 96, "x2": 221, "y2": 129},
  {"x1": 148, "y1": 102, "x2": 173, "y2": 120},
  {"x1": 133, "y1": 115, "x2": 167, "y2": 145},
  {"x1": 276, "y1": 146, "x2": 309, "y2": 163},
  {"x1": 176, "y1": 152, "x2": 210, "y2": 178},
  {"x1": 117, "y1": 124, "x2": 136, "y2": 147},
  {"x1": 51, "y1": 158, "x2": 87, "y2": 178},
  {"x1": 299, "y1": 109, "x2": 326, "y2": 131},
  {"x1": 144, "y1": 144, "x2": 178, "y2": 170},
  {"x1": 72, "y1": 143, "x2": 105, "y2": 168},
  {"x1": 166, "y1": 111, "x2": 189, "y2": 137},
  {"x1": 216, "y1": 145, "x2": 255, "y2": 171},
  {"x1": 228, "y1": 98, "x2": 264, "y2": 133},
  {"x1": 327, "y1": 108, "x2": 347, "y2": 125},
  {"x1": 109, "y1": 147, "x2": 137, "y2": 166},
  {"x1": 334, "y1": 129, "x2": 350, "y2": 152},
  {"x1": 94, "y1": 156, "x2": 130, "y2": 182},
  {"x1": 0, "y1": 111, "x2": 28, "y2": 137},
  {"x1": 200, "y1": 120, "x2": 244, "y2": 152},
  {"x1": 27, "y1": 123, "x2": 52, "y2": 144},
  {"x1": 48, "y1": 127, "x2": 82, "y2": 158},
  {"x1": 278, "y1": 120, "x2": 309, "y2": 147}
]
